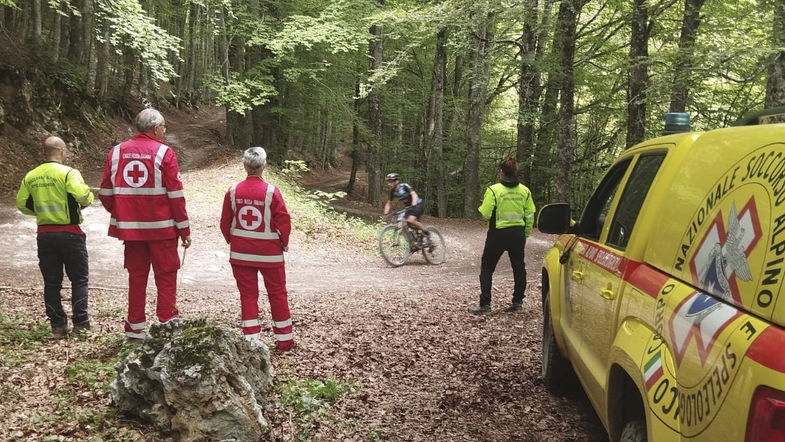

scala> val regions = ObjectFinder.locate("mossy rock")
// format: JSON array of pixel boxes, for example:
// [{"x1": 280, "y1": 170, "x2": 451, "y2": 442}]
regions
[{"x1": 111, "y1": 319, "x2": 274, "y2": 441}]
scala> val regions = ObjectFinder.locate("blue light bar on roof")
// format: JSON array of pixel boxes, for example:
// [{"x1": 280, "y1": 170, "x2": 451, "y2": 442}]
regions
[{"x1": 663, "y1": 112, "x2": 691, "y2": 135}]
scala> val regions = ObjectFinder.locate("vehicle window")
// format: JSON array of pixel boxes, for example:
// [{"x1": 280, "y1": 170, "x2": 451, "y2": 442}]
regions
[
  {"x1": 607, "y1": 153, "x2": 666, "y2": 250},
  {"x1": 576, "y1": 159, "x2": 631, "y2": 240}
]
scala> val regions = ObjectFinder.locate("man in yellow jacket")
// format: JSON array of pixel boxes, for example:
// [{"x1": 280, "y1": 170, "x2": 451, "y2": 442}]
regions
[
  {"x1": 470, "y1": 157, "x2": 536, "y2": 314},
  {"x1": 16, "y1": 136, "x2": 94, "y2": 337}
]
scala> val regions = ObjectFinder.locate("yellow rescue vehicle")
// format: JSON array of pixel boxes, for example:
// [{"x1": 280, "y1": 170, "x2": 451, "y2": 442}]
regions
[{"x1": 538, "y1": 110, "x2": 785, "y2": 441}]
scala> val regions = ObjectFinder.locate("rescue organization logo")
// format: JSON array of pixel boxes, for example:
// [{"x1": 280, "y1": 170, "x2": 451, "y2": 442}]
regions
[
  {"x1": 238, "y1": 205, "x2": 263, "y2": 230},
  {"x1": 688, "y1": 198, "x2": 762, "y2": 304},
  {"x1": 668, "y1": 292, "x2": 740, "y2": 366},
  {"x1": 123, "y1": 160, "x2": 149, "y2": 188}
]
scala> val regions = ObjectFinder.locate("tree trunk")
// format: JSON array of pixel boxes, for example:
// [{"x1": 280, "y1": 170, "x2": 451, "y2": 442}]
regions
[
  {"x1": 767, "y1": 0, "x2": 785, "y2": 107},
  {"x1": 532, "y1": 73, "x2": 559, "y2": 205},
  {"x1": 527, "y1": 0, "x2": 553, "y2": 204},
  {"x1": 218, "y1": 6, "x2": 234, "y2": 143},
  {"x1": 2, "y1": 7, "x2": 12, "y2": 31},
  {"x1": 17, "y1": 5, "x2": 30, "y2": 41},
  {"x1": 81, "y1": 0, "x2": 93, "y2": 66},
  {"x1": 516, "y1": 0, "x2": 542, "y2": 186},
  {"x1": 59, "y1": 12, "x2": 69, "y2": 57},
  {"x1": 626, "y1": 0, "x2": 649, "y2": 147},
  {"x1": 95, "y1": 26, "x2": 111, "y2": 100},
  {"x1": 32, "y1": 0, "x2": 42, "y2": 47},
  {"x1": 175, "y1": 8, "x2": 189, "y2": 107},
  {"x1": 318, "y1": 109, "x2": 332, "y2": 168},
  {"x1": 427, "y1": 29, "x2": 447, "y2": 217},
  {"x1": 347, "y1": 80, "x2": 362, "y2": 195},
  {"x1": 186, "y1": 3, "x2": 199, "y2": 103},
  {"x1": 554, "y1": 0, "x2": 585, "y2": 202},
  {"x1": 122, "y1": 50, "x2": 135, "y2": 101},
  {"x1": 453, "y1": 55, "x2": 464, "y2": 98},
  {"x1": 227, "y1": 38, "x2": 251, "y2": 149},
  {"x1": 67, "y1": 0, "x2": 82, "y2": 63},
  {"x1": 463, "y1": 19, "x2": 494, "y2": 217},
  {"x1": 366, "y1": 1, "x2": 384, "y2": 206},
  {"x1": 51, "y1": 11, "x2": 61, "y2": 62},
  {"x1": 669, "y1": 0, "x2": 706, "y2": 112}
]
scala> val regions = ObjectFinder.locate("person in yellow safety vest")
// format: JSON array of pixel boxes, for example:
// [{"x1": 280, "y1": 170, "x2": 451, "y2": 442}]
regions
[
  {"x1": 15, "y1": 136, "x2": 95, "y2": 338},
  {"x1": 469, "y1": 156, "x2": 536, "y2": 314}
]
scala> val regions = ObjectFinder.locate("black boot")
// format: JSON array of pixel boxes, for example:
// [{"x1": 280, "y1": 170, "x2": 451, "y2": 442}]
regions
[{"x1": 468, "y1": 304, "x2": 491, "y2": 314}]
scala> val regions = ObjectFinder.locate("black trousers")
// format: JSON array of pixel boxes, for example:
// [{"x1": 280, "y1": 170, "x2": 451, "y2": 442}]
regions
[
  {"x1": 37, "y1": 232, "x2": 89, "y2": 327},
  {"x1": 479, "y1": 226, "x2": 526, "y2": 306}
]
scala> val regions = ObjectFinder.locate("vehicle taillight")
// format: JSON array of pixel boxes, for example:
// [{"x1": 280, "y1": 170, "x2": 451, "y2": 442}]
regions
[{"x1": 746, "y1": 386, "x2": 785, "y2": 442}]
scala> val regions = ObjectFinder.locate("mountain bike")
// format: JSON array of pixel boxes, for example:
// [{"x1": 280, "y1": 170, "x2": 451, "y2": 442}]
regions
[{"x1": 378, "y1": 209, "x2": 446, "y2": 267}]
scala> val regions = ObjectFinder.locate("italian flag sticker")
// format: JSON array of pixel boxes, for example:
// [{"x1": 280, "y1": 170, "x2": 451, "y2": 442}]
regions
[{"x1": 644, "y1": 351, "x2": 664, "y2": 390}]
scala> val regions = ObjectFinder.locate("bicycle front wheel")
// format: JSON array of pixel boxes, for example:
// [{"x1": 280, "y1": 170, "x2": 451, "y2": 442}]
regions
[
  {"x1": 379, "y1": 225, "x2": 412, "y2": 267},
  {"x1": 422, "y1": 226, "x2": 446, "y2": 265}
]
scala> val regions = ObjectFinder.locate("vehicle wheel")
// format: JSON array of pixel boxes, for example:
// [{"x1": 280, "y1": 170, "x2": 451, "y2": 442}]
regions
[
  {"x1": 421, "y1": 226, "x2": 446, "y2": 265},
  {"x1": 620, "y1": 420, "x2": 646, "y2": 442},
  {"x1": 379, "y1": 225, "x2": 411, "y2": 267},
  {"x1": 542, "y1": 292, "x2": 574, "y2": 392}
]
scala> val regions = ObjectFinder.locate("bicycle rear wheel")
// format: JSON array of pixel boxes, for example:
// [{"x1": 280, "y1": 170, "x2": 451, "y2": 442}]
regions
[
  {"x1": 379, "y1": 225, "x2": 411, "y2": 267},
  {"x1": 422, "y1": 226, "x2": 446, "y2": 264}
]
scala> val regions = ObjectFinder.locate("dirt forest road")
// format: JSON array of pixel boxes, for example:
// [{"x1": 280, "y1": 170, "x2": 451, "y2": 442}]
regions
[{"x1": 0, "y1": 116, "x2": 607, "y2": 441}]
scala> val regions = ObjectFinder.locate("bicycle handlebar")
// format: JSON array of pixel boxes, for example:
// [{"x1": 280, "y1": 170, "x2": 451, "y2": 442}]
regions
[{"x1": 384, "y1": 209, "x2": 407, "y2": 221}]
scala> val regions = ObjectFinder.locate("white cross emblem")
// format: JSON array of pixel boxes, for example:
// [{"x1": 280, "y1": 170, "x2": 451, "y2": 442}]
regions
[
  {"x1": 238, "y1": 206, "x2": 263, "y2": 230},
  {"x1": 123, "y1": 160, "x2": 148, "y2": 188}
]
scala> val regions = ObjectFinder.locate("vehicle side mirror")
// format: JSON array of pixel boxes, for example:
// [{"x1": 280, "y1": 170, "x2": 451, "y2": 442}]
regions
[{"x1": 537, "y1": 203, "x2": 573, "y2": 234}]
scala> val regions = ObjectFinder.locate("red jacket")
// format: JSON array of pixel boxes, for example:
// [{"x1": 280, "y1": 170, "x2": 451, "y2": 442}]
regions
[
  {"x1": 220, "y1": 176, "x2": 291, "y2": 268},
  {"x1": 99, "y1": 133, "x2": 190, "y2": 241}
]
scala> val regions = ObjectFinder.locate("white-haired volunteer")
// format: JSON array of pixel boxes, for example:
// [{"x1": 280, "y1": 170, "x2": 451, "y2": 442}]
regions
[
  {"x1": 220, "y1": 147, "x2": 294, "y2": 351},
  {"x1": 99, "y1": 108, "x2": 191, "y2": 339}
]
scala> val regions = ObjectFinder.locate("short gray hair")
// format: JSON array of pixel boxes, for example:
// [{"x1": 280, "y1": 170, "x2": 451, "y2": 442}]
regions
[
  {"x1": 135, "y1": 108, "x2": 165, "y2": 133},
  {"x1": 243, "y1": 147, "x2": 267, "y2": 172}
]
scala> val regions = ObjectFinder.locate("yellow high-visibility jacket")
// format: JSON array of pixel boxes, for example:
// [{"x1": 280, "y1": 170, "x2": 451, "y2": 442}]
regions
[
  {"x1": 16, "y1": 161, "x2": 94, "y2": 225},
  {"x1": 478, "y1": 181, "x2": 536, "y2": 236}
]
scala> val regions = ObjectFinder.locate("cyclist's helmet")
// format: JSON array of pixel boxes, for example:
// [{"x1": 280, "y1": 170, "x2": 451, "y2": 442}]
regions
[{"x1": 385, "y1": 173, "x2": 400, "y2": 181}]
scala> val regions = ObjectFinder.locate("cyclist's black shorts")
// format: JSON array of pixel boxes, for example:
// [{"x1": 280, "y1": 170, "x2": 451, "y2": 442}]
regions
[{"x1": 405, "y1": 201, "x2": 424, "y2": 219}]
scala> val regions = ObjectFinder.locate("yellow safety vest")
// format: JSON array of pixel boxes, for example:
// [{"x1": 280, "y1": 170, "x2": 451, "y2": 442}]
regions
[
  {"x1": 16, "y1": 161, "x2": 94, "y2": 225},
  {"x1": 478, "y1": 182, "x2": 536, "y2": 236}
]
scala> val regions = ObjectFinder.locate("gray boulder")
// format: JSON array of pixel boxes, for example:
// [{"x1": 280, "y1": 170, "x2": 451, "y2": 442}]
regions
[{"x1": 110, "y1": 319, "x2": 274, "y2": 441}]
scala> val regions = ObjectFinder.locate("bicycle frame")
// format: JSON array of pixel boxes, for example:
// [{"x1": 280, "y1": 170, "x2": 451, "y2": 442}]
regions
[{"x1": 394, "y1": 209, "x2": 417, "y2": 246}]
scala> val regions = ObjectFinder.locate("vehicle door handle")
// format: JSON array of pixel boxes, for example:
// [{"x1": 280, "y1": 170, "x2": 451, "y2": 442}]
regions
[
  {"x1": 600, "y1": 288, "x2": 616, "y2": 300},
  {"x1": 571, "y1": 271, "x2": 584, "y2": 281}
]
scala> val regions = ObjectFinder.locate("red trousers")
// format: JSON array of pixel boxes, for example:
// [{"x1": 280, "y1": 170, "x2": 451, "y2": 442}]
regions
[
  {"x1": 123, "y1": 239, "x2": 180, "y2": 337},
  {"x1": 231, "y1": 264, "x2": 294, "y2": 350}
]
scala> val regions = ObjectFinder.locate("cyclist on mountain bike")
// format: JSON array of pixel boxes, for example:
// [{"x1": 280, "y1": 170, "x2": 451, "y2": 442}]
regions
[{"x1": 383, "y1": 173, "x2": 429, "y2": 238}]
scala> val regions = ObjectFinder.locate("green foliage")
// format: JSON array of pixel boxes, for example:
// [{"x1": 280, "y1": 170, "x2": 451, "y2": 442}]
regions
[
  {"x1": 48, "y1": 0, "x2": 78, "y2": 15},
  {"x1": 278, "y1": 377, "x2": 354, "y2": 413},
  {"x1": 44, "y1": 61, "x2": 89, "y2": 96},
  {"x1": 64, "y1": 358, "x2": 116, "y2": 392},
  {"x1": 266, "y1": 15, "x2": 367, "y2": 56},
  {"x1": 279, "y1": 159, "x2": 311, "y2": 180},
  {"x1": 210, "y1": 75, "x2": 278, "y2": 114},
  {"x1": 277, "y1": 376, "x2": 355, "y2": 441},
  {"x1": 0, "y1": 313, "x2": 51, "y2": 356},
  {"x1": 269, "y1": 163, "x2": 383, "y2": 247},
  {"x1": 10, "y1": 0, "x2": 785, "y2": 215},
  {"x1": 95, "y1": 0, "x2": 181, "y2": 83},
  {"x1": 367, "y1": 427, "x2": 385, "y2": 440}
]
